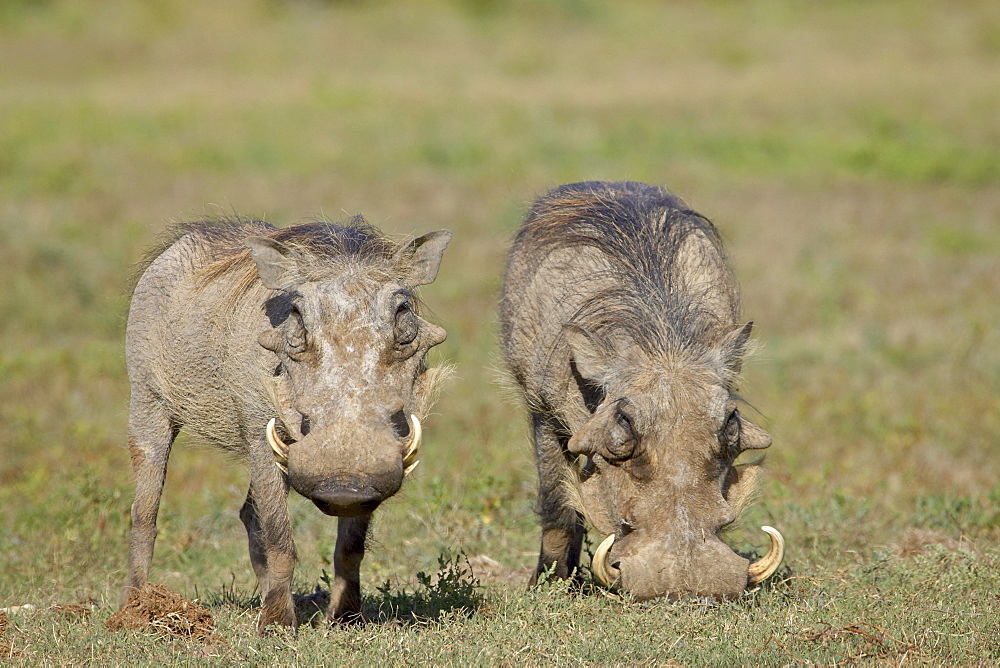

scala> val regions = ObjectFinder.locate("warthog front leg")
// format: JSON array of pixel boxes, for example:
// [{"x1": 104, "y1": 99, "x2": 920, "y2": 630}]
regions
[
  {"x1": 530, "y1": 412, "x2": 585, "y2": 586},
  {"x1": 239, "y1": 489, "x2": 270, "y2": 596},
  {"x1": 124, "y1": 394, "x2": 178, "y2": 604},
  {"x1": 245, "y1": 443, "x2": 297, "y2": 634},
  {"x1": 328, "y1": 514, "x2": 371, "y2": 624}
]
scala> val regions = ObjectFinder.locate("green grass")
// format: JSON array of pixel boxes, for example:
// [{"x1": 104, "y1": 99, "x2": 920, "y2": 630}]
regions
[{"x1": 1, "y1": 0, "x2": 998, "y2": 664}]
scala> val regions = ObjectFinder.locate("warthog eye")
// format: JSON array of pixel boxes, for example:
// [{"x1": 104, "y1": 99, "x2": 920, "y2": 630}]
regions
[
  {"x1": 393, "y1": 301, "x2": 420, "y2": 357},
  {"x1": 615, "y1": 406, "x2": 634, "y2": 439},
  {"x1": 721, "y1": 410, "x2": 741, "y2": 455},
  {"x1": 603, "y1": 401, "x2": 637, "y2": 461},
  {"x1": 285, "y1": 307, "x2": 309, "y2": 358},
  {"x1": 394, "y1": 301, "x2": 419, "y2": 347}
]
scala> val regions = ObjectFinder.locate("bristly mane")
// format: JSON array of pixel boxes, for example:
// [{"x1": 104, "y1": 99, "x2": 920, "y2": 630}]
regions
[
  {"x1": 128, "y1": 215, "x2": 272, "y2": 292},
  {"x1": 131, "y1": 215, "x2": 399, "y2": 301},
  {"x1": 516, "y1": 181, "x2": 741, "y2": 360},
  {"x1": 197, "y1": 215, "x2": 397, "y2": 296}
]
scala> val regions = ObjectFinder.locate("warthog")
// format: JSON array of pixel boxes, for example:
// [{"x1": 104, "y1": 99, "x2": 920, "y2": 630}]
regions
[
  {"x1": 124, "y1": 217, "x2": 451, "y2": 631},
  {"x1": 499, "y1": 181, "x2": 783, "y2": 600}
]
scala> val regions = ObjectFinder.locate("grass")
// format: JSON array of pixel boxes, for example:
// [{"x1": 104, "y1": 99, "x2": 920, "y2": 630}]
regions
[{"x1": 1, "y1": 0, "x2": 998, "y2": 664}]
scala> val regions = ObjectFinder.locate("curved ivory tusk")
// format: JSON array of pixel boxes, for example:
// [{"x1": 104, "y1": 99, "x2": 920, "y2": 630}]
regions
[
  {"x1": 592, "y1": 533, "x2": 621, "y2": 588},
  {"x1": 747, "y1": 525, "x2": 785, "y2": 586},
  {"x1": 266, "y1": 418, "x2": 290, "y2": 473},
  {"x1": 404, "y1": 459, "x2": 420, "y2": 477},
  {"x1": 402, "y1": 415, "x2": 422, "y2": 475}
]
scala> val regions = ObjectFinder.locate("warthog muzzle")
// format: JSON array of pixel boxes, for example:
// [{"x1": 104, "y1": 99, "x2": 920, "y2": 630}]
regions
[
  {"x1": 299, "y1": 478, "x2": 392, "y2": 517},
  {"x1": 266, "y1": 415, "x2": 422, "y2": 517},
  {"x1": 591, "y1": 526, "x2": 785, "y2": 599}
]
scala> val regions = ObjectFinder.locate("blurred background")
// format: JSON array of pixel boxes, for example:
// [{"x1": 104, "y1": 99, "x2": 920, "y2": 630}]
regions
[{"x1": 1, "y1": 0, "x2": 997, "y2": 627}]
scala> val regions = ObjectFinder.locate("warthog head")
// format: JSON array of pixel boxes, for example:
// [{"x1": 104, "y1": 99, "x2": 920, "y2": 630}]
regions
[
  {"x1": 564, "y1": 321, "x2": 783, "y2": 600},
  {"x1": 247, "y1": 228, "x2": 451, "y2": 517}
]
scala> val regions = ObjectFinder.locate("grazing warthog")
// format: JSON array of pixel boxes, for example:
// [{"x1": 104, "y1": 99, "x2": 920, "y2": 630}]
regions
[
  {"x1": 124, "y1": 217, "x2": 451, "y2": 632},
  {"x1": 499, "y1": 182, "x2": 783, "y2": 600}
]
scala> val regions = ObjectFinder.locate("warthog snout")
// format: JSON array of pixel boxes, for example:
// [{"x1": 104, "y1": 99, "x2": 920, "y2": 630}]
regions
[
  {"x1": 296, "y1": 475, "x2": 395, "y2": 517},
  {"x1": 591, "y1": 526, "x2": 786, "y2": 600},
  {"x1": 268, "y1": 413, "x2": 423, "y2": 517},
  {"x1": 594, "y1": 533, "x2": 750, "y2": 601}
]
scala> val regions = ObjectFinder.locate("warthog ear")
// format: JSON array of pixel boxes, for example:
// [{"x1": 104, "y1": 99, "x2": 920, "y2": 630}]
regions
[
  {"x1": 394, "y1": 230, "x2": 452, "y2": 286},
  {"x1": 564, "y1": 324, "x2": 613, "y2": 385},
  {"x1": 246, "y1": 236, "x2": 304, "y2": 292},
  {"x1": 717, "y1": 321, "x2": 754, "y2": 378}
]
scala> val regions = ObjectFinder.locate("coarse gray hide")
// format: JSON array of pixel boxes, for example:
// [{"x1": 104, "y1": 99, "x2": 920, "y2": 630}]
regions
[
  {"x1": 499, "y1": 182, "x2": 783, "y2": 601},
  {"x1": 123, "y1": 218, "x2": 451, "y2": 631}
]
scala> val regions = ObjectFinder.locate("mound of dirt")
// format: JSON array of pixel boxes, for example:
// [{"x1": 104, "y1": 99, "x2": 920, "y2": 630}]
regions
[{"x1": 106, "y1": 583, "x2": 217, "y2": 642}]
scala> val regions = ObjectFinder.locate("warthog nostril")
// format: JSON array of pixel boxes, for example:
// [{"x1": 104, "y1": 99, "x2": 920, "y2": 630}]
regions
[{"x1": 389, "y1": 409, "x2": 410, "y2": 439}]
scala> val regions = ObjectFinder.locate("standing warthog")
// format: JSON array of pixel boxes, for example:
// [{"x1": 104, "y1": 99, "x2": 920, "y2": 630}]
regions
[
  {"x1": 499, "y1": 182, "x2": 783, "y2": 600},
  {"x1": 124, "y1": 217, "x2": 451, "y2": 632}
]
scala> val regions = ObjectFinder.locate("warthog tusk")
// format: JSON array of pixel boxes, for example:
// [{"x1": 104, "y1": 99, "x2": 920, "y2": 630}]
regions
[
  {"x1": 592, "y1": 533, "x2": 621, "y2": 588},
  {"x1": 266, "y1": 418, "x2": 290, "y2": 474},
  {"x1": 747, "y1": 525, "x2": 785, "y2": 586},
  {"x1": 403, "y1": 414, "x2": 421, "y2": 476}
]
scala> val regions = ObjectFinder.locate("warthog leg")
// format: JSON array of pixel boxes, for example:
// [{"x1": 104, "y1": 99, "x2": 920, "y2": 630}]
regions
[
  {"x1": 529, "y1": 412, "x2": 586, "y2": 586},
  {"x1": 239, "y1": 490, "x2": 269, "y2": 594},
  {"x1": 245, "y1": 437, "x2": 297, "y2": 634},
  {"x1": 328, "y1": 514, "x2": 371, "y2": 623},
  {"x1": 124, "y1": 393, "x2": 178, "y2": 604}
]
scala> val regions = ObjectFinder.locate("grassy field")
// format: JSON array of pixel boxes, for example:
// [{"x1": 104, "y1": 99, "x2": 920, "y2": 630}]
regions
[{"x1": 1, "y1": 0, "x2": 998, "y2": 663}]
